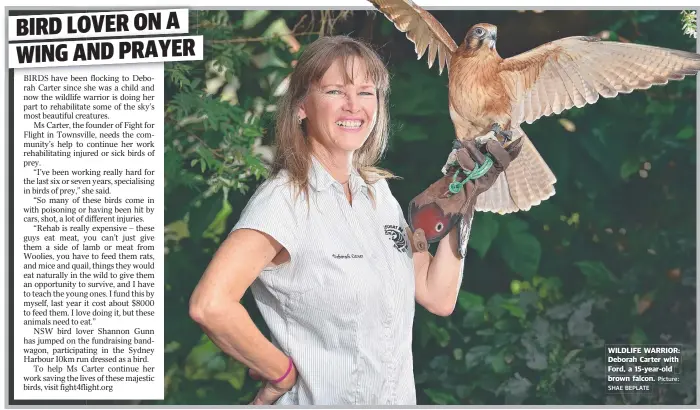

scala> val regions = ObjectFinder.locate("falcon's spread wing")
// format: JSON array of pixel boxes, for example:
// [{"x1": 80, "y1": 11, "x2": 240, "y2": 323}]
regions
[
  {"x1": 368, "y1": 0, "x2": 458, "y2": 74},
  {"x1": 499, "y1": 36, "x2": 700, "y2": 125},
  {"x1": 479, "y1": 37, "x2": 700, "y2": 214}
]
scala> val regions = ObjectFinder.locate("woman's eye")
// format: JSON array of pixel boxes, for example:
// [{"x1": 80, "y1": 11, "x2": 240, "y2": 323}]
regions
[
  {"x1": 327, "y1": 90, "x2": 342, "y2": 95},
  {"x1": 360, "y1": 91, "x2": 375, "y2": 96}
]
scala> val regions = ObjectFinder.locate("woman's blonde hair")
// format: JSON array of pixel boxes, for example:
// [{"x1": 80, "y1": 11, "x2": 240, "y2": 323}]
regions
[{"x1": 270, "y1": 35, "x2": 396, "y2": 202}]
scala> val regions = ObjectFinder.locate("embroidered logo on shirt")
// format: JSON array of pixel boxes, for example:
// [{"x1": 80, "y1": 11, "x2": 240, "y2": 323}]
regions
[
  {"x1": 332, "y1": 253, "x2": 364, "y2": 259},
  {"x1": 384, "y1": 225, "x2": 408, "y2": 253}
]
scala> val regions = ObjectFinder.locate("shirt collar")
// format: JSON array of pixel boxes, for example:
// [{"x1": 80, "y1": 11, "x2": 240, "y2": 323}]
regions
[
  {"x1": 349, "y1": 166, "x2": 368, "y2": 195},
  {"x1": 309, "y1": 155, "x2": 368, "y2": 196}
]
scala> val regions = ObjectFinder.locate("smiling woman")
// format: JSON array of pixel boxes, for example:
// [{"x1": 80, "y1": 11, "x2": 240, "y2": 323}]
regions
[
  {"x1": 270, "y1": 35, "x2": 394, "y2": 203},
  {"x1": 295, "y1": 57, "x2": 381, "y2": 197},
  {"x1": 300, "y1": 58, "x2": 379, "y2": 159},
  {"x1": 189, "y1": 35, "x2": 475, "y2": 406}
]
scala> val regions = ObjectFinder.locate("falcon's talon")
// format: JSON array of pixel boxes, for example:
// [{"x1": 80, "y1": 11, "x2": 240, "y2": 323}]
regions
[
  {"x1": 488, "y1": 123, "x2": 512, "y2": 145},
  {"x1": 498, "y1": 130, "x2": 513, "y2": 144},
  {"x1": 452, "y1": 139, "x2": 463, "y2": 150}
]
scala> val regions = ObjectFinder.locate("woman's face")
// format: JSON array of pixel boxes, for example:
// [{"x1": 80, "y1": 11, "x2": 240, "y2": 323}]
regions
[{"x1": 299, "y1": 56, "x2": 378, "y2": 155}]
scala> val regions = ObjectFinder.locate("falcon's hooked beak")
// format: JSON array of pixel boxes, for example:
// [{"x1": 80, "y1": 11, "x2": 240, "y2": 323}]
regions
[{"x1": 487, "y1": 29, "x2": 497, "y2": 50}]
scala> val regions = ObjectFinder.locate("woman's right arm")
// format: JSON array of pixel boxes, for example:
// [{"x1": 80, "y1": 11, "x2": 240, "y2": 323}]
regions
[{"x1": 188, "y1": 228, "x2": 297, "y2": 392}]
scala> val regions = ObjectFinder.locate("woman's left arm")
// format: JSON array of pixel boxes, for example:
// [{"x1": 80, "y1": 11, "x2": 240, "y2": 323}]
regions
[
  {"x1": 408, "y1": 137, "x2": 523, "y2": 316},
  {"x1": 411, "y1": 225, "x2": 463, "y2": 316}
]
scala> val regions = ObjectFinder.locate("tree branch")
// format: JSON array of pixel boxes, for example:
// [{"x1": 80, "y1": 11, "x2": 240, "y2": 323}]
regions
[
  {"x1": 190, "y1": 134, "x2": 226, "y2": 160},
  {"x1": 208, "y1": 31, "x2": 321, "y2": 44}
]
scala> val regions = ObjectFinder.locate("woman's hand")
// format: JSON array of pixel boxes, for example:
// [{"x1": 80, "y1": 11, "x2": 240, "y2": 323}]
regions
[{"x1": 249, "y1": 362, "x2": 298, "y2": 405}]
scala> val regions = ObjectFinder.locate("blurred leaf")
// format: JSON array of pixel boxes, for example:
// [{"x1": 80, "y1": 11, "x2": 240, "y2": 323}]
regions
[
  {"x1": 184, "y1": 336, "x2": 222, "y2": 380},
  {"x1": 203, "y1": 196, "x2": 232, "y2": 240},
  {"x1": 532, "y1": 316, "x2": 551, "y2": 346},
  {"x1": 567, "y1": 300, "x2": 595, "y2": 338},
  {"x1": 425, "y1": 389, "x2": 458, "y2": 405},
  {"x1": 488, "y1": 350, "x2": 510, "y2": 374},
  {"x1": 522, "y1": 337, "x2": 548, "y2": 370},
  {"x1": 465, "y1": 345, "x2": 492, "y2": 370},
  {"x1": 165, "y1": 341, "x2": 181, "y2": 353},
  {"x1": 676, "y1": 126, "x2": 695, "y2": 140},
  {"x1": 629, "y1": 326, "x2": 649, "y2": 344},
  {"x1": 252, "y1": 48, "x2": 288, "y2": 69},
  {"x1": 458, "y1": 291, "x2": 485, "y2": 311},
  {"x1": 574, "y1": 261, "x2": 619, "y2": 288},
  {"x1": 469, "y1": 212, "x2": 500, "y2": 258},
  {"x1": 242, "y1": 10, "x2": 269, "y2": 29},
  {"x1": 429, "y1": 354, "x2": 449, "y2": 370},
  {"x1": 262, "y1": 18, "x2": 291, "y2": 37},
  {"x1": 510, "y1": 280, "x2": 522, "y2": 295},
  {"x1": 497, "y1": 218, "x2": 542, "y2": 278},
  {"x1": 620, "y1": 158, "x2": 640, "y2": 180},
  {"x1": 563, "y1": 349, "x2": 582, "y2": 365},
  {"x1": 188, "y1": 193, "x2": 225, "y2": 241},
  {"x1": 501, "y1": 300, "x2": 526, "y2": 319},
  {"x1": 497, "y1": 373, "x2": 533, "y2": 405},
  {"x1": 427, "y1": 321, "x2": 451, "y2": 348},
  {"x1": 546, "y1": 303, "x2": 574, "y2": 320},
  {"x1": 558, "y1": 118, "x2": 577, "y2": 132}
]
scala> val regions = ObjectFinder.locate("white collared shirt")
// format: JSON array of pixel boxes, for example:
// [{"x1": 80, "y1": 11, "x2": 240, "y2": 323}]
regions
[{"x1": 231, "y1": 156, "x2": 416, "y2": 405}]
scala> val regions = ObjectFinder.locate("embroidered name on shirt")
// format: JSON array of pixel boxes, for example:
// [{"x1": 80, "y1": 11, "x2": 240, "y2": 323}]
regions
[
  {"x1": 332, "y1": 253, "x2": 364, "y2": 259},
  {"x1": 384, "y1": 224, "x2": 408, "y2": 253}
]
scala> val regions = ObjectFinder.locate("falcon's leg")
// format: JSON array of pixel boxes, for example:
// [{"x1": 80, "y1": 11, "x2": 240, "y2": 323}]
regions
[
  {"x1": 489, "y1": 123, "x2": 513, "y2": 145},
  {"x1": 499, "y1": 130, "x2": 513, "y2": 143}
]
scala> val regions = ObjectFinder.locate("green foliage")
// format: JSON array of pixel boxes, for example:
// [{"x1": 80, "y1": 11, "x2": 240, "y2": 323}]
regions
[
  {"x1": 496, "y1": 217, "x2": 542, "y2": 279},
  {"x1": 160, "y1": 9, "x2": 696, "y2": 406},
  {"x1": 681, "y1": 10, "x2": 697, "y2": 39}
]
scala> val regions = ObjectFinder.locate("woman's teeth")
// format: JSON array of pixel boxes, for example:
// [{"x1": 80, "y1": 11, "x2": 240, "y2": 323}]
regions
[{"x1": 336, "y1": 120, "x2": 362, "y2": 129}]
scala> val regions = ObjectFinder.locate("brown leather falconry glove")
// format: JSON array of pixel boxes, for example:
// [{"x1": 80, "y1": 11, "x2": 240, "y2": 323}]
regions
[{"x1": 408, "y1": 137, "x2": 523, "y2": 258}]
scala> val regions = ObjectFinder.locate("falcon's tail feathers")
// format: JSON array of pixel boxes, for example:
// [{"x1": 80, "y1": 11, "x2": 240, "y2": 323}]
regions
[
  {"x1": 474, "y1": 172, "x2": 519, "y2": 213},
  {"x1": 475, "y1": 135, "x2": 556, "y2": 214}
]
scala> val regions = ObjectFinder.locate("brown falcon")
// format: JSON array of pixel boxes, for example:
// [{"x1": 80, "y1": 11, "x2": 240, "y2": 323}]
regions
[{"x1": 369, "y1": 0, "x2": 700, "y2": 214}]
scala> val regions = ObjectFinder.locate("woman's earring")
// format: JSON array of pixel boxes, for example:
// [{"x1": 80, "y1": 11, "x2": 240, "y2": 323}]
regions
[{"x1": 297, "y1": 116, "x2": 302, "y2": 125}]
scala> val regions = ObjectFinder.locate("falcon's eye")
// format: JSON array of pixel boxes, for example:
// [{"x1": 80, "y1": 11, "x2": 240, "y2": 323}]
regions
[{"x1": 474, "y1": 28, "x2": 485, "y2": 36}]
